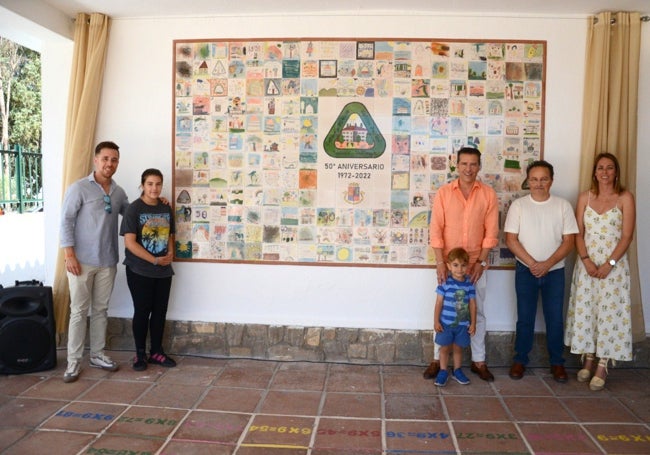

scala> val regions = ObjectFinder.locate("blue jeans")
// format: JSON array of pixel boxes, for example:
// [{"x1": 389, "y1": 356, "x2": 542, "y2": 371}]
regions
[{"x1": 513, "y1": 261, "x2": 565, "y2": 366}]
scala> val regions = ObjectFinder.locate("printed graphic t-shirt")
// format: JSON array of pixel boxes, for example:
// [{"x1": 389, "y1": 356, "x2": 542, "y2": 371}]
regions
[
  {"x1": 435, "y1": 276, "x2": 475, "y2": 327},
  {"x1": 120, "y1": 198, "x2": 175, "y2": 278}
]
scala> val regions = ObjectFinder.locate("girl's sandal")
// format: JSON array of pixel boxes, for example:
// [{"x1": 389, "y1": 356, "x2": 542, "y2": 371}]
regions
[
  {"x1": 577, "y1": 353, "x2": 595, "y2": 382},
  {"x1": 589, "y1": 358, "x2": 608, "y2": 391}
]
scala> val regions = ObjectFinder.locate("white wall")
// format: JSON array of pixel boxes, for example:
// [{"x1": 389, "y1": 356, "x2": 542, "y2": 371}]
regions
[
  {"x1": 638, "y1": 18, "x2": 650, "y2": 335},
  {"x1": 41, "y1": 39, "x2": 73, "y2": 284},
  {"x1": 39, "y1": 13, "x2": 649, "y2": 332}
]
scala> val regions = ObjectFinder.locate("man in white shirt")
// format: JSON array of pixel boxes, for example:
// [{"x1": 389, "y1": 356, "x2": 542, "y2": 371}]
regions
[{"x1": 504, "y1": 160, "x2": 578, "y2": 383}]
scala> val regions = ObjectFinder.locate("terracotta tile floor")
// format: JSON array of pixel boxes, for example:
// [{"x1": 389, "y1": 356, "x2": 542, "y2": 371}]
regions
[{"x1": 1, "y1": 350, "x2": 649, "y2": 454}]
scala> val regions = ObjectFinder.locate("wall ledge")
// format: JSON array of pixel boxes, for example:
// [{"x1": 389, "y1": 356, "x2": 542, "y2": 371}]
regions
[{"x1": 53, "y1": 318, "x2": 650, "y2": 368}]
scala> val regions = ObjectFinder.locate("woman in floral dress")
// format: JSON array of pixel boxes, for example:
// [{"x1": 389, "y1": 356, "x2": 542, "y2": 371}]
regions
[{"x1": 565, "y1": 153, "x2": 636, "y2": 391}]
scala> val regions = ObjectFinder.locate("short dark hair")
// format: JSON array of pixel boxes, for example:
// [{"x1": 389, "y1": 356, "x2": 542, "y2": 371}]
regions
[
  {"x1": 526, "y1": 160, "x2": 554, "y2": 180},
  {"x1": 94, "y1": 141, "x2": 120, "y2": 156},
  {"x1": 457, "y1": 146, "x2": 481, "y2": 166}
]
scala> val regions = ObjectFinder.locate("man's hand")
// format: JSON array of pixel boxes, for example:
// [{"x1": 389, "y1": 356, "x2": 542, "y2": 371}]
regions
[
  {"x1": 469, "y1": 262, "x2": 485, "y2": 283},
  {"x1": 65, "y1": 256, "x2": 81, "y2": 276},
  {"x1": 436, "y1": 262, "x2": 447, "y2": 285},
  {"x1": 529, "y1": 260, "x2": 551, "y2": 278}
]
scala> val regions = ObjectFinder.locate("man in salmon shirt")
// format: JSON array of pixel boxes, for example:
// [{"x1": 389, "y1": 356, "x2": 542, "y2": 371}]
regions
[{"x1": 424, "y1": 146, "x2": 499, "y2": 382}]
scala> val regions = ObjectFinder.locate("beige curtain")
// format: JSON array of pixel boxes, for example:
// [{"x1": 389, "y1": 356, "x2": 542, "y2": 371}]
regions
[
  {"x1": 52, "y1": 13, "x2": 111, "y2": 337},
  {"x1": 578, "y1": 11, "x2": 645, "y2": 342}
]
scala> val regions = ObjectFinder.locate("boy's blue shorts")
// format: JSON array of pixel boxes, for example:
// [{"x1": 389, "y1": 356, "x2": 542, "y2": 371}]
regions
[{"x1": 435, "y1": 324, "x2": 470, "y2": 348}]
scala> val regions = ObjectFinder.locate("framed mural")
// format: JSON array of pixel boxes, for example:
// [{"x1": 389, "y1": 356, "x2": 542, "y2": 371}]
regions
[{"x1": 172, "y1": 38, "x2": 546, "y2": 268}]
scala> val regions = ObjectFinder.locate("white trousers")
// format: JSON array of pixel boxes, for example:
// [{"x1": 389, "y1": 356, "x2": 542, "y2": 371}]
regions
[
  {"x1": 434, "y1": 272, "x2": 487, "y2": 363},
  {"x1": 66, "y1": 265, "x2": 116, "y2": 362}
]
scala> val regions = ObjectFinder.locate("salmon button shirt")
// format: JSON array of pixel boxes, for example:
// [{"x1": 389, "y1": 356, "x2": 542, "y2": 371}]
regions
[{"x1": 429, "y1": 179, "x2": 499, "y2": 263}]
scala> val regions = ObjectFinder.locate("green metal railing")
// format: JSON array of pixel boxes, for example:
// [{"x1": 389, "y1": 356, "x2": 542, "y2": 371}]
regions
[{"x1": 0, "y1": 146, "x2": 43, "y2": 213}]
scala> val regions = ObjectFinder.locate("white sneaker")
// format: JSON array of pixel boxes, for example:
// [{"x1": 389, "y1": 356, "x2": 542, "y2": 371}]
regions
[
  {"x1": 63, "y1": 361, "x2": 81, "y2": 383},
  {"x1": 89, "y1": 353, "x2": 119, "y2": 372}
]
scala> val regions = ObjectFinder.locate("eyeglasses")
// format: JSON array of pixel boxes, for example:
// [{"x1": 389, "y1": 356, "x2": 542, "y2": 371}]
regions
[{"x1": 103, "y1": 194, "x2": 112, "y2": 214}]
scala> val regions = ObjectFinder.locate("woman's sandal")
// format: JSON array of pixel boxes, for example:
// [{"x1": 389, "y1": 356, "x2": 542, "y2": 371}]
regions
[
  {"x1": 589, "y1": 358, "x2": 608, "y2": 391},
  {"x1": 577, "y1": 353, "x2": 595, "y2": 382}
]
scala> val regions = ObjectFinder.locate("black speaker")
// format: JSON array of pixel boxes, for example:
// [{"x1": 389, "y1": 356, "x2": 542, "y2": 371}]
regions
[{"x1": 0, "y1": 282, "x2": 57, "y2": 374}]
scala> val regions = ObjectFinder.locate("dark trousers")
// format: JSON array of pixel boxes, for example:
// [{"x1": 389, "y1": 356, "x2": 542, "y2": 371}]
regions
[
  {"x1": 513, "y1": 262, "x2": 566, "y2": 366},
  {"x1": 126, "y1": 267, "x2": 172, "y2": 355}
]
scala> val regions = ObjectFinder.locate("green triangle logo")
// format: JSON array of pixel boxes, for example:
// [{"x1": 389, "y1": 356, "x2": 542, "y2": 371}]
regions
[{"x1": 323, "y1": 102, "x2": 386, "y2": 158}]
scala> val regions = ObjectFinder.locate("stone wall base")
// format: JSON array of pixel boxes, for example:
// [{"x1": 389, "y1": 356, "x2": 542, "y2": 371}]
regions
[{"x1": 60, "y1": 318, "x2": 650, "y2": 368}]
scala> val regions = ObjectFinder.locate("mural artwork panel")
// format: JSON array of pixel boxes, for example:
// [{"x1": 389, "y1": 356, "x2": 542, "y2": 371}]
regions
[{"x1": 173, "y1": 39, "x2": 546, "y2": 268}]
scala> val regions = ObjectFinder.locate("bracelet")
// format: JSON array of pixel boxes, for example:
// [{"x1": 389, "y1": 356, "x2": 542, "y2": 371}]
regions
[
  {"x1": 153, "y1": 257, "x2": 159, "y2": 266},
  {"x1": 580, "y1": 255, "x2": 589, "y2": 260},
  {"x1": 436, "y1": 261, "x2": 444, "y2": 265}
]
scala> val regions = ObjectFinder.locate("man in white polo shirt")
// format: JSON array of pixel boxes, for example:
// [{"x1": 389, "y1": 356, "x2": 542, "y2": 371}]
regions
[{"x1": 504, "y1": 160, "x2": 578, "y2": 383}]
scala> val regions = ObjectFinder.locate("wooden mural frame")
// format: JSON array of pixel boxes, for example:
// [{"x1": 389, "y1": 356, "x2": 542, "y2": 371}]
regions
[{"x1": 172, "y1": 38, "x2": 546, "y2": 268}]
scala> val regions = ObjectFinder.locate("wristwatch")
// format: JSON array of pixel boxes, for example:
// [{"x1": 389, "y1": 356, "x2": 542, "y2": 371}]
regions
[
  {"x1": 609, "y1": 258, "x2": 616, "y2": 267},
  {"x1": 479, "y1": 260, "x2": 488, "y2": 268}
]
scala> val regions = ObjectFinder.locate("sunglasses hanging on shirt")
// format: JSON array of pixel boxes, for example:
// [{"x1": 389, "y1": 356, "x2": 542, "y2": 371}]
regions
[{"x1": 103, "y1": 194, "x2": 112, "y2": 214}]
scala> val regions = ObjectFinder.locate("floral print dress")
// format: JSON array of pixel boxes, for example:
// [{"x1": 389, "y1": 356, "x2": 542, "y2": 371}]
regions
[{"x1": 564, "y1": 202, "x2": 632, "y2": 361}]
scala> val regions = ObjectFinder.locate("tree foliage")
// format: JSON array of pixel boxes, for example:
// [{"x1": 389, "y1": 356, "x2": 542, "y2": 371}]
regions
[{"x1": 0, "y1": 37, "x2": 41, "y2": 151}]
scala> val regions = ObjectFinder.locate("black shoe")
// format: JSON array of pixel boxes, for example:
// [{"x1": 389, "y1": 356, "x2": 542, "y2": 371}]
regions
[
  {"x1": 148, "y1": 352, "x2": 177, "y2": 368},
  {"x1": 132, "y1": 356, "x2": 147, "y2": 371}
]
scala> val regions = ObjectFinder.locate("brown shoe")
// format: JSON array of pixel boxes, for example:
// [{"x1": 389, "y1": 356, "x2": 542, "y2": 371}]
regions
[
  {"x1": 509, "y1": 362, "x2": 526, "y2": 380},
  {"x1": 551, "y1": 364, "x2": 568, "y2": 383},
  {"x1": 470, "y1": 362, "x2": 494, "y2": 381},
  {"x1": 423, "y1": 360, "x2": 440, "y2": 379}
]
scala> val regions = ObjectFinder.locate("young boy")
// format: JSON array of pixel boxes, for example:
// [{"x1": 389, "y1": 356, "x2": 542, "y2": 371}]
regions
[{"x1": 433, "y1": 247, "x2": 477, "y2": 386}]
